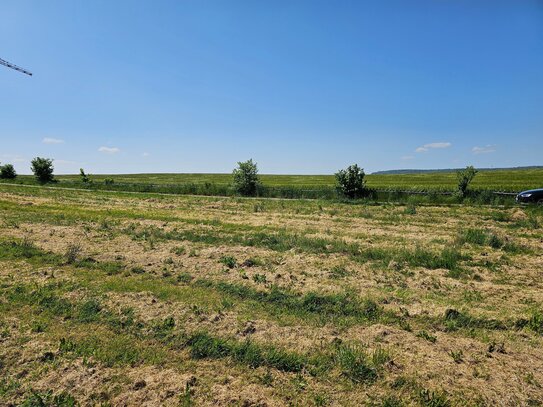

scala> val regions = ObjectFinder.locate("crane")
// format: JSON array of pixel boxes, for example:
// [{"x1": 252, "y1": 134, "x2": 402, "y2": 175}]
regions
[{"x1": 0, "y1": 57, "x2": 32, "y2": 76}]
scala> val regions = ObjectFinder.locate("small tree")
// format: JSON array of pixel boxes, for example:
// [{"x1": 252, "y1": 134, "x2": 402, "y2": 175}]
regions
[
  {"x1": 31, "y1": 157, "x2": 55, "y2": 183},
  {"x1": 0, "y1": 163, "x2": 17, "y2": 179},
  {"x1": 232, "y1": 159, "x2": 261, "y2": 196},
  {"x1": 335, "y1": 164, "x2": 366, "y2": 199},
  {"x1": 80, "y1": 168, "x2": 90, "y2": 183},
  {"x1": 456, "y1": 165, "x2": 477, "y2": 197}
]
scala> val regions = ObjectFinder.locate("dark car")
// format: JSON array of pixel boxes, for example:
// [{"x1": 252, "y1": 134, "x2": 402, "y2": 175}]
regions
[{"x1": 516, "y1": 188, "x2": 543, "y2": 204}]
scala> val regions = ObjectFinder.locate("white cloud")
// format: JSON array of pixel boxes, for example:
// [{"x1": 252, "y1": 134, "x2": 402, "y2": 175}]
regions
[
  {"x1": 415, "y1": 142, "x2": 451, "y2": 153},
  {"x1": 43, "y1": 137, "x2": 64, "y2": 144},
  {"x1": 472, "y1": 145, "x2": 496, "y2": 154},
  {"x1": 401, "y1": 155, "x2": 414, "y2": 160},
  {"x1": 98, "y1": 146, "x2": 120, "y2": 154}
]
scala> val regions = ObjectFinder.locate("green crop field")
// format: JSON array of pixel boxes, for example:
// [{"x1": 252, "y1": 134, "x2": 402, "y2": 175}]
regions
[{"x1": 4, "y1": 167, "x2": 543, "y2": 194}]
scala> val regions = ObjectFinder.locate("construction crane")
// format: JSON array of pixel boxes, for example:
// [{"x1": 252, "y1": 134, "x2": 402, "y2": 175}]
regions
[{"x1": 0, "y1": 57, "x2": 32, "y2": 76}]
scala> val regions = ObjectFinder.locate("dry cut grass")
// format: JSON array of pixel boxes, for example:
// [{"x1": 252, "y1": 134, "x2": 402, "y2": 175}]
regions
[{"x1": 0, "y1": 184, "x2": 542, "y2": 406}]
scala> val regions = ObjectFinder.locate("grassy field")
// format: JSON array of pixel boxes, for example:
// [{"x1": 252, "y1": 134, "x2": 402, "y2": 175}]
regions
[
  {"x1": 1, "y1": 183, "x2": 542, "y2": 406},
  {"x1": 5, "y1": 167, "x2": 543, "y2": 194}
]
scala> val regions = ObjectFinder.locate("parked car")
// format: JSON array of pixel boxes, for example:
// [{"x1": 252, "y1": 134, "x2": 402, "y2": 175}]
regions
[{"x1": 516, "y1": 188, "x2": 543, "y2": 204}]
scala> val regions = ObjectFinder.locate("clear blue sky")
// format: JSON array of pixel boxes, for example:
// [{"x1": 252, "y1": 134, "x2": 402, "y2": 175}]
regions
[{"x1": 1, "y1": 1, "x2": 542, "y2": 174}]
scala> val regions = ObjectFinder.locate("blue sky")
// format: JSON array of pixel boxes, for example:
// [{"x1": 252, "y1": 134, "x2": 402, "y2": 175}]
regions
[{"x1": 1, "y1": 1, "x2": 542, "y2": 174}]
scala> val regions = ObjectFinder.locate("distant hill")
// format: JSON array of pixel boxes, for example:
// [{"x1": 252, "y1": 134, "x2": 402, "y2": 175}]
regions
[{"x1": 371, "y1": 166, "x2": 543, "y2": 175}]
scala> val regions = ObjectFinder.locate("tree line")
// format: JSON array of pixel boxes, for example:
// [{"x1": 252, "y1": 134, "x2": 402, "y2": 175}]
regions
[{"x1": 0, "y1": 157, "x2": 478, "y2": 199}]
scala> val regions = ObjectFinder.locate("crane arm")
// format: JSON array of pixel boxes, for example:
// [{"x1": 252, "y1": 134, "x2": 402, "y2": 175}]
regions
[{"x1": 0, "y1": 58, "x2": 32, "y2": 76}]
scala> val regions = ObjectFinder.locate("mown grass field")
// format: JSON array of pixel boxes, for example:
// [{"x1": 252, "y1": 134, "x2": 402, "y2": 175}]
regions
[
  {"x1": 6, "y1": 167, "x2": 543, "y2": 193},
  {"x1": 1, "y1": 184, "x2": 542, "y2": 406}
]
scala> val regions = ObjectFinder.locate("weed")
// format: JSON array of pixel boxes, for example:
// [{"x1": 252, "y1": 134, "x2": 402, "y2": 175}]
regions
[
  {"x1": 403, "y1": 204, "x2": 417, "y2": 215},
  {"x1": 187, "y1": 332, "x2": 308, "y2": 373},
  {"x1": 64, "y1": 243, "x2": 82, "y2": 264},
  {"x1": 241, "y1": 257, "x2": 264, "y2": 267},
  {"x1": 177, "y1": 272, "x2": 194, "y2": 284},
  {"x1": 131, "y1": 266, "x2": 145, "y2": 274},
  {"x1": 443, "y1": 308, "x2": 506, "y2": 331},
  {"x1": 152, "y1": 317, "x2": 176, "y2": 340},
  {"x1": 459, "y1": 228, "x2": 526, "y2": 254},
  {"x1": 380, "y1": 397, "x2": 405, "y2": 407},
  {"x1": 329, "y1": 265, "x2": 350, "y2": 279},
  {"x1": 208, "y1": 280, "x2": 383, "y2": 322},
  {"x1": 416, "y1": 330, "x2": 437, "y2": 343},
  {"x1": 179, "y1": 382, "x2": 192, "y2": 407},
  {"x1": 418, "y1": 388, "x2": 450, "y2": 407},
  {"x1": 20, "y1": 390, "x2": 77, "y2": 407},
  {"x1": 252, "y1": 273, "x2": 267, "y2": 284},
  {"x1": 313, "y1": 393, "x2": 329, "y2": 406},
  {"x1": 258, "y1": 370, "x2": 274, "y2": 386},
  {"x1": 77, "y1": 299, "x2": 102, "y2": 323},
  {"x1": 526, "y1": 311, "x2": 543, "y2": 334},
  {"x1": 449, "y1": 350, "x2": 463, "y2": 363},
  {"x1": 171, "y1": 245, "x2": 186, "y2": 256},
  {"x1": 334, "y1": 343, "x2": 377, "y2": 383},
  {"x1": 219, "y1": 256, "x2": 237, "y2": 269},
  {"x1": 487, "y1": 341, "x2": 506, "y2": 354}
]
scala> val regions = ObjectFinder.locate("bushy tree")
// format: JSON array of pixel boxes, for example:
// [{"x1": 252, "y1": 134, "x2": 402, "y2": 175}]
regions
[
  {"x1": 232, "y1": 159, "x2": 261, "y2": 196},
  {"x1": 80, "y1": 168, "x2": 90, "y2": 183},
  {"x1": 0, "y1": 163, "x2": 17, "y2": 179},
  {"x1": 335, "y1": 164, "x2": 366, "y2": 199},
  {"x1": 456, "y1": 165, "x2": 477, "y2": 197},
  {"x1": 31, "y1": 157, "x2": 55, "y2": 183}
]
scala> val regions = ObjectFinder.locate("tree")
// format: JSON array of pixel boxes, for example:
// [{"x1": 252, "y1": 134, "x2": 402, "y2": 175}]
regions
[
  {"x1": 80, "y1": 168, "x2": 90, "y2": 183},
  {"x1": 31, "y1": 157, "x2": 55, "y2": 183},
  {"x1": 335, "y1": 164, "x2": 366, "y2": 199},
  {"x1": 456, "y1": 165, "x2": 477, "y2": 197},
  {"x1": 0, "y1": 163, "x2": 17, "y2": 179},
  {"x1": 232, "y1": 159, "x2": 261, "y2": 196}
]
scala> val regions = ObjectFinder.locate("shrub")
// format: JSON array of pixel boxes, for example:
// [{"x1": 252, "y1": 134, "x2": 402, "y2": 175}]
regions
[
  {"x1": 104, "y1": 178, "x2": 114, "y2": 185},
  {"x1": 0, "y1": 163, "x2": 17, "y2": 179},
  {"x1": 31, "y1": 157, "x2": 55, "y2": 183},
  {"x1": 456, "y1": 165, "x2": 477, "y2": 197},
  {"x1": 79, "y1": 168, "x2": 90, "y2": 183},
  {"x1": 232, "y1": 159, "x2": 261, "y2": 196},
  {"x1": 335, "y1": 164, "x2": 366, "y2": 199}
]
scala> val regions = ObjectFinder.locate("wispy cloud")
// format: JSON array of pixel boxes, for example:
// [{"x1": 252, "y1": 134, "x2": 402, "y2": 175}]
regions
[
  {"x1": 415, "y1": 142, "x2": 451, "y2": 153},
  {"x1": 55, "y1": 159, "x2": 78, "y2": 165},
  {"x1": 472, "y1": 145, "x2": 496, "y2": 154},
  {"x1": 401, "y1": 155, "x2": 414, "y2": 160},
  {"x1": 142, "y1": 152, "x2": 150, "y2": 157},
  {"x1": 43, "y1": 137, "x2": 64, "y2": 144},
  {"x1": 98, "y1": 146, "x2": 120, "y2": 154},
  {"x1": 1, "y1": 154, "x2": 26, "y2": 163}
]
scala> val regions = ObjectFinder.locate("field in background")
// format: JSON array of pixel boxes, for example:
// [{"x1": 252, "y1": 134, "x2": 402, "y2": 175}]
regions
[
  {"x1": 5, "y1": 167, "x2": 543, "y2": 194},
  {"x1": 1, "y1": 184, "x2": 542, "y2": 405}
]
